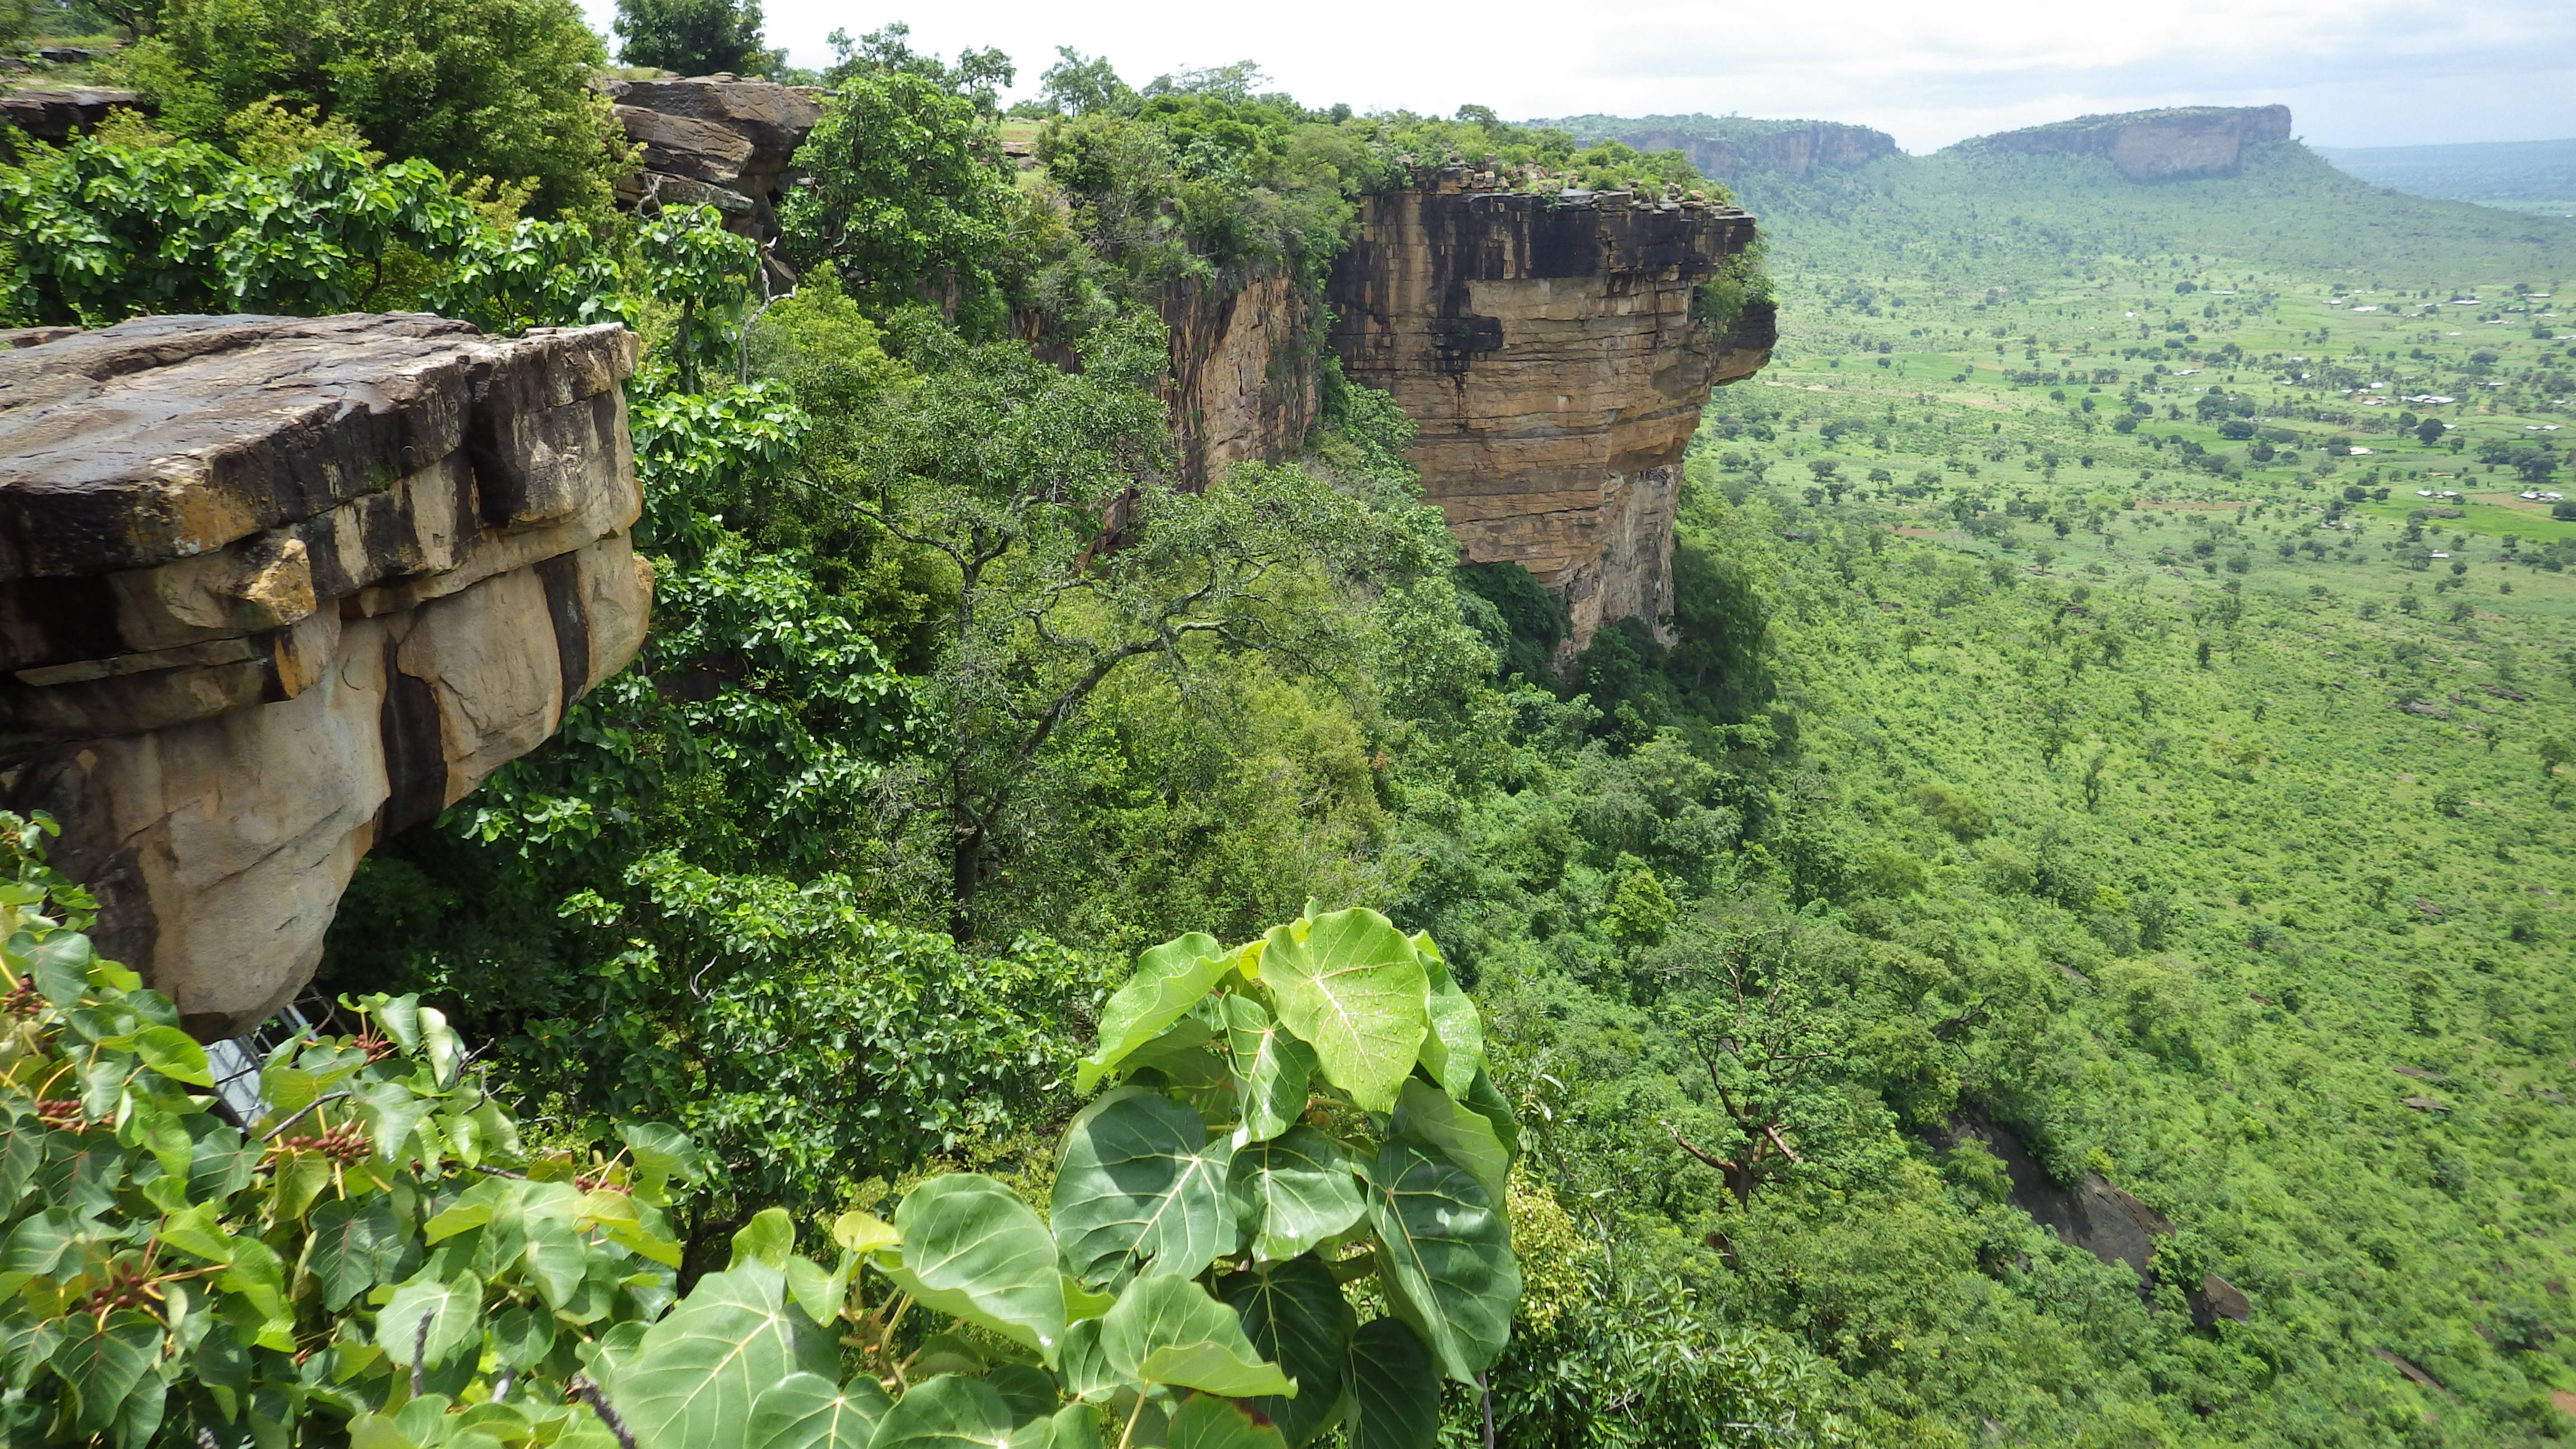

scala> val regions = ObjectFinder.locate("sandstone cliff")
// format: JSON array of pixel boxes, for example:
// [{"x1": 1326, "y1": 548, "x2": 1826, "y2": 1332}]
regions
[
  {"x1": 1326, "y1": 170, "x2": 1768, "y2": 653},
  {"x1": 1149, "y1": 271, "x2": 1318, "y2": 484},
  {"x1": 0, "y1": 314, "x2": 649, "y2": 1035},
  {"x1": 1960, "y1": 106, "x2": 2294, "y2": 181}
]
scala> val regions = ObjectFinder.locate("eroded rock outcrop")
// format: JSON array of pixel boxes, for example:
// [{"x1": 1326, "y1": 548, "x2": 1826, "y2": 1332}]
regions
[
  {"x1": 1963, "y1": 106, "x2": 2294, "y2": 181},
  {"x1": 1325, "y1": 169, "x2": 1767, "y2": 651},
  {"x1": 0, "y1": 314, "x2": 648, "y2": 1035},
  {"x1": 604, "y1": 75, "x2": 824, "y2": 244},
  {"x1": 0, "y1": 88, "x2": 151, "y2": 145}
]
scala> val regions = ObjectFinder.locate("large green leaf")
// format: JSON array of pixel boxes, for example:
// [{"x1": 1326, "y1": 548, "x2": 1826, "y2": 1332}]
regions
[
  {"x1": 609, "y1": 1266, "x2": 836, "y2": 1449},
  {"x1": 1222, "y1": 996, "x2": 1317, "y2": 1145},
  {"x1": 1100, "y1": 1273, "x2": 1294, "y2": 1398},
  {"x1": 306, "y1": 1195, "x2": 404, "y2": 1312},
  {"x1": 1389, "y1": 1080, "x2": 1508, "y2": 1209},
  {"x1": 50, "y1": 1310, "x2": 158, "y2": 1436},
  {"x1": 1216, "y1": 1255, "x2": 1353, "y2": 1446},
  {"x1": 376, "y1": 1272, "x2": 483, "y2": 1371},
  {"x1": 131, "y1": 1024, "x2": 212, "y2": 1086},
  {"x1": 751, "y1": 1371, "x2": 890, "y2": 1449},
  {"x1": 1342, "y1": 1319, "x2": 1439, "y2": 1449},
  {"x1": 1052, "y1": 1091, "x2": 1235, "y2": 1290},
  {"x1": 1462, "y1": 1070, "x2": 1519, "y2": 1173},
  {"x1": 1018, "y1": 1404, "x2": 1103, "y2": 1449},
  {"x1": 1365, "y1": 1140, "x2": 1518, "y2": 1384},
  {"x1": 1226, "y1": 1128, "x2": 1365, "y2": 1263},
  {"x1": 1165, "y1": 1392, "x2": 1288, "y2": 1449},
  {"x1": 1407, "y1": 936, "x2": 1483, "y2": 1103},
  {"x1": 1255, "y1": 910, "x2": 1427, "y2": 1113},
  {"x1": 865, "y1": 1374, "x2": 1016, "y2": 1449},
  {"x1": 1053, "y1": 1318, "x2": 1118, "y2": 1403},
  {"x1": 1076, "y1": 934, "x2": 1228, "y2": 1092},
  {"x1": 883, "y1": 1173, "x2": 1077, "y2": 1358}
]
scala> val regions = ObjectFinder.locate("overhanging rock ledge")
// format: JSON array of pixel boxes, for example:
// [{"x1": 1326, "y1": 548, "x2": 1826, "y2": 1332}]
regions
[{"x1": 0, "y1": 312, "x2": 650, "y2": 1036}]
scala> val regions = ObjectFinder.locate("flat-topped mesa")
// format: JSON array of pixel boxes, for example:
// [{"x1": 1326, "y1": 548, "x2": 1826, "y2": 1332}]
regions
[
  {"x1": 1603, "y1": 119, "x2": 1898, "y2": 181},
  {"x1": 1961, "y1": 106, "x2": 2295, "y2": 182},
  {"x1": 1325, "y1": 167, "x2": 1771, "y2": 655},
  {"x1": 602, "y1": 75, "x2": 825, "y2": 242},
  {"x1": 0, "y1": 314, "x2": 650, "y2": 1036}
]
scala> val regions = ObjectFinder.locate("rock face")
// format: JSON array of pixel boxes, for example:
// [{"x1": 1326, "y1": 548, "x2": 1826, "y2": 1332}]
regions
[
  {"x1": 1325, "y1": 169, "x2": 1767, "y2": 651},
  {"x1": 0, "y1": 88, "x2": 152, "y2": 145},
  {"x1": 1964, "y1": 106, "x2": 2295, "y2": 181},
  {"x1": 603, "y1": 76, "x2": 825, "y2": 244},
  {"x1": 1932, "y1": 1114, "x2": 2174, "y2": 1284},
  {"x1": 0, "y1": 314, "x2": 649, "y2": 1036},
  {"x1": 1154, "y1": 271, "x2": 1317, "y2": 484},
  {"x1": 1589, "y1": 118, "x2": 1898, "y2": 181}
]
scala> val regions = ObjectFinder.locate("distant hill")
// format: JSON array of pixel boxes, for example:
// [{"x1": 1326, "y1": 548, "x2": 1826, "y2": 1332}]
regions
[
  {"x1": 1954, "y1": 105, "x2": 2292, "y2": 181},
  {"x1": 1556, "y1": 105, "x2": 2576, "y2": 287},
  {"x1": 2313, "y1": 137, "x2": 2576, "y2": 205},
  {"x1": 1538, "y1": 113, "x2": 1897, "y2": 180}
]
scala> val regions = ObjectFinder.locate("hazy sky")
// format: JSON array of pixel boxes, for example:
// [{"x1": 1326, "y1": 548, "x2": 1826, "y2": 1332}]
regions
[{"x1": 583, "y1": 0, "x2": 2576, "y2": 151}]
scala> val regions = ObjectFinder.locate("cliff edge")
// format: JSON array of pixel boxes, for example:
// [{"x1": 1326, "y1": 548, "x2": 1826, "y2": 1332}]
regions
[
  {"x1": 0, "y1": 314, "x2": 650, "y2": 1035},
  {"x1": 1327, "y1": 169, "x2": 1769, "y2": 654}
]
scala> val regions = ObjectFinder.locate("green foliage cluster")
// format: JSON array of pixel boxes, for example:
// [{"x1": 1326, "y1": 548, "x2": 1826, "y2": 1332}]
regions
[
  {"x1": 0, "y1": 809, "x2": 1531, "y2": 1449},
  {"x1": 0, "y1": 811, "x2": 694, "y2": 1447},
  {"x1": 0, "y1": 121, "x2": 702, "y2": 335},
  {"x1": 611, "y1": 0, "x2": 777, "y2": 79},
  {"x1": 111, "y1": 0, "x2": 621, "y2": 216}
]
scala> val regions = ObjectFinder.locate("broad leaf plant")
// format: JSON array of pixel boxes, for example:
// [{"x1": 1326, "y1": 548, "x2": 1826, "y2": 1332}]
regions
[{"x1": 0, "y1": 811, "x2": 1520, "y2": 1449}]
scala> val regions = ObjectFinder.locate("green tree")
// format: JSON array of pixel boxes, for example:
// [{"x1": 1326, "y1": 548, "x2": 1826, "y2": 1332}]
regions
[
  {"x1": 851, "y1": 313, "x2": 1432, "y2": 933},
  {"x1": 612, "y1": 0, "x2": 778, "y2": 77},
  {"x1": 1034, "y1": 45, "x2": 1138, "y2": 116},
  {"x1": 782, "y1": 38, "x2": 1017, "y2": 332},
  {"x1": 126, "y1": 0, "x2": 623, "y2": 216}
]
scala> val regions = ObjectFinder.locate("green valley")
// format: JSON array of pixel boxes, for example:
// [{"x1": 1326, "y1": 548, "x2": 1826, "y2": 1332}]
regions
[{"x1": 4, "y1": 5, "x2": 2576, "y2": 1446}]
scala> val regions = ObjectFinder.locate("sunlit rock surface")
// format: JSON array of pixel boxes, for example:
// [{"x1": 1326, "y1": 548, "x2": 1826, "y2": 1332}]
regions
[
  {"x1": 0, "y1": 314, "x2": 647, "y2": 1035},
  {"x1": 1326, "y1": 169, "x2": 1770, "y2": 654}
]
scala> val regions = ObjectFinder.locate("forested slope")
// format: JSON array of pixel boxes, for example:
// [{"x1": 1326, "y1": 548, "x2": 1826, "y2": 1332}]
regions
[{"x1": 9, "y1": 6, "x2": 2576, "y2": 1443}]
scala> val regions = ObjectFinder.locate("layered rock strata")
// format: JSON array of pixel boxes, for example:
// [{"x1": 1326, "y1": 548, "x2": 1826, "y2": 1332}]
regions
[
  {"x1": 1964, "y1": 106, "x2": 2294, "y2": 181},
  {"x1": 604, "y1": 75, "x2": 824, "y2": 245},
  {"x1": 0, "y1": 314, "x2": 648, "y2": 1035},
  {"x1": 1325, "y1": 170, "x2": 1767, "y2": 651}
]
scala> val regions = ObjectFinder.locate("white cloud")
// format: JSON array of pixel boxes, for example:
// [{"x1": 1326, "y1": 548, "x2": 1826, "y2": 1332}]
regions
[{"x1": 581, "y1": 0, "x2": 2576, "y2": 150}]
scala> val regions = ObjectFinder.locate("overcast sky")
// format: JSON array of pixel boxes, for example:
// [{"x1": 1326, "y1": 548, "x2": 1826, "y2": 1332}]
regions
[{"x1": 582, "y1": 0, "x2": 2576, "y2": 151}]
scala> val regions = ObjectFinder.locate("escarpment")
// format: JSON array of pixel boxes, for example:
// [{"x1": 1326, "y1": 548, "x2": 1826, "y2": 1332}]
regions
[
  {"x1": 1962, "y1": 106, "x2": 2294, "y2": 181},
  {"x1": 1326, "y1": 170, "x2": 1769, "y2": 653},
  {"x1": 0, "y1": 314, "x2": 649, "y2": 1035},
  {"x1": 1574, "y1": 117, "x2": 1898, "y2": 181}
]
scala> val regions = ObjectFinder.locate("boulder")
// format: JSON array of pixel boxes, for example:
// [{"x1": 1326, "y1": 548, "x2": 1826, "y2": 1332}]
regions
[
  {"x1": 602, "y1": 76, "x2": 824, "y2": 248},
  {"x1": 0, "y1": 314, "x2": 649, "y2": 1035},
  {"x1": 2190, "y1": 1272, "x2": 2253, "y2": 1327},
  {"x1": 1930, "y1": 1112, "x2": 2174, "y2": 1282}
]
